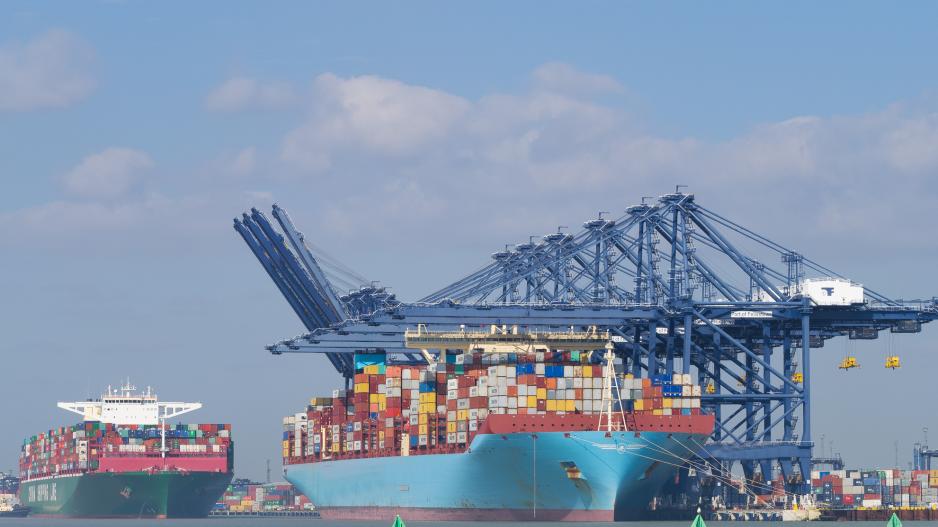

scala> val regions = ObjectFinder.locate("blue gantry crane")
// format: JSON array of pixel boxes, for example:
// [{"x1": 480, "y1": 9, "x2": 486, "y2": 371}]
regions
[{"x1": 235, "y1": 190, "x2": 938, "y2": 492}]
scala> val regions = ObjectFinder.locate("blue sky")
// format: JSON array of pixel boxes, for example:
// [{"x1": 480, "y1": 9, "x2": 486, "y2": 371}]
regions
[{"x1": 2, "y1": 1, "x2": 938, "y2": 479}]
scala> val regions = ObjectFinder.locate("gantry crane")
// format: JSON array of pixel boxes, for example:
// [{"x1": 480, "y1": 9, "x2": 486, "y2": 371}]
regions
[{"x1": 236, "y1": 190, "x2": 938, "y2": 493}]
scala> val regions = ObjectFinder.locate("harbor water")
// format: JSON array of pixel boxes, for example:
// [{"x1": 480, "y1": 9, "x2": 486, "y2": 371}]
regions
[{"x1": 0, "y1": 520, "x2": 934, "y2": 526}]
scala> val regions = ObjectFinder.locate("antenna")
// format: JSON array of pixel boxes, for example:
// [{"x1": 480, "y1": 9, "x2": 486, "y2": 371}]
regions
[{"x1": 266, "y1": 459, "x2": 271, "y2": 484}]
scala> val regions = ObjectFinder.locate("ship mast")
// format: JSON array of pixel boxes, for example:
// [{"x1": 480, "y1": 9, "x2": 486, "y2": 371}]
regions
[{"x1": 598, "y1": 341, "x2": 627, "y2": 432}]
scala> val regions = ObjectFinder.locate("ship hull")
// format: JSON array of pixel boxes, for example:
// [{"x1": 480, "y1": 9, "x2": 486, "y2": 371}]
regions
[
  {"x1": 285, "y1": 429, "x2": 708, "y2": 521},
  {"x1": 19, "y1": 471, "x2": 232, "y2": 518}
]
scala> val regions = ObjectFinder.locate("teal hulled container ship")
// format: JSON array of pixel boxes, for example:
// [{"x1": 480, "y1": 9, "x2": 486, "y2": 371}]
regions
[
  {"x1": 282, "y1": 340, "x2": 715, "y2": 521},
  {"x1": 18, "y1": 382, "x2": 233, "y2": 518},
  {"x1": 286, "y1": 412, "x2": 713, "y2": 521}
]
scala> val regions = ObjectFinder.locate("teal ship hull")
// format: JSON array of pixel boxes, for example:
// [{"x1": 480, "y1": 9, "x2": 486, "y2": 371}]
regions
[
  {"x1": 19, "y1": 471, "x2": 232, "y2": 518},
  {"x1": 285, "y1": 428, "x2": 708, "y2": 521}
]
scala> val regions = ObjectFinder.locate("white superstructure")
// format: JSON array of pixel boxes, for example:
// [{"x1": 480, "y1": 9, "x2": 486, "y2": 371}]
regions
[
  {"x1": 801, "y1": 278, "x2": 865, "y2": 306},
  {"x1": 57, "y1": 381, "x2": 201, "y2": 426}
]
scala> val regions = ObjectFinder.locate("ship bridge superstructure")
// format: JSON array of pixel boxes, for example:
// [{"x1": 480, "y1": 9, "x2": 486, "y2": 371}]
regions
[
  {"x1": 58, "y1": 382, "x2": 202, "y2": 426},
  {"x1": 236, "y1": 190, "x2": 938, "y2": 493}
]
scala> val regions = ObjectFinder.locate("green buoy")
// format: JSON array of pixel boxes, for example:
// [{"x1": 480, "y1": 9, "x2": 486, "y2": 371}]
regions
[
  {"x1": 691, "y1": 507, "x2": 706, "y2": 527},
  {"x1": 886, "y1": 512, "x2": 902, "y2": 527},
  {"x1": 392, "y1": 514, "x2": 406, "y2": 527}
]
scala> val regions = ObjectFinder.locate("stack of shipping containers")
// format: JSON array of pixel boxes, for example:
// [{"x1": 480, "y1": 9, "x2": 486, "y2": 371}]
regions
[
  {"x1": 214, "y1": 481, "x2": 311, "y2": 513},
  {"x1": 812, "y1": 469, "x2": 938, "y2": 509},
  {"x1": 281, "y1": 350, "x2": 703, "y2": 464},
  {"x1": 20, "y1": 423, "x2": 232, "y2": 478}
]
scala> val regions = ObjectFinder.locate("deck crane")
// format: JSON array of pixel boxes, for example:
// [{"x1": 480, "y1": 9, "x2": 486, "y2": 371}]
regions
[{"x1": 237, "y1": 191, "x2": 938, "y2": 495}]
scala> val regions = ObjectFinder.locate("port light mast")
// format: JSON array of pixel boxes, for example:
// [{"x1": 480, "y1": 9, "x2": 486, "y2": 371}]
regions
[{"x1": 237, "y1": 191, "x2": 938, "y2": 494}]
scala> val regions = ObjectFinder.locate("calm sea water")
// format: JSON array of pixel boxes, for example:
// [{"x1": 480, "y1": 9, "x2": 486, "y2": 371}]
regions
[{"x1": 0, "y1": 521, "x2": 928, "y2": 527}]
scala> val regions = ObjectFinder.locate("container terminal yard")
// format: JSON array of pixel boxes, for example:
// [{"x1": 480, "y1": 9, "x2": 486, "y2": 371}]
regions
[{"x1": 234, "y1": 190, "x2": 938, "y2": 520}]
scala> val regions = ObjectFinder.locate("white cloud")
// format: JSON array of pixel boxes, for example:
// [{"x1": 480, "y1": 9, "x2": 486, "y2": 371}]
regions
[
  {"x1": 63, "y1": 148, "x2": 153, "y2": 199},
  {"x1": 266, "y1": 65, "x2": 938, "y2": 258},
  {"x1": 0, "y1": 29, "x2": 95, "y2": 111},
  {"x1": 280, "y1": 73, "x2": 471, "y2": 171},
  {"x1": 205, "y1": 77, "x2": 297, "y2": 111},
  {"x1": 228, "y1": 146, "x2": 257, "y2": 176},
  {"x1": 531, "y1": 62, "x2": 624, "y2": 96}
]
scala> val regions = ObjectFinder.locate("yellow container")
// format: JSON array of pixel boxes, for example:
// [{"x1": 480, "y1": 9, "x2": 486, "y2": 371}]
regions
[
  {"x1": 536, "y1": 388, "x2": 547, "y2": 399},
  {"x1": 364, "y1": 365, "x2": 378, "y2": 375},
  {"x1": 634, "y1": 399, "x2": 644, "y2": 411},
  {"x1": 419, "y1": 413, "x2": 428, "y2": 424},
  {"x1": 546, "y1": 400, "x2": 557, "y2": 411},
  {"x1": 663, "y1": 398, "x2": 673, "y2": 409},
  {"x1": 653, "y1": 409, "x2": 663, "y2": 416},
  {"x1": 583, "y1": 366, "x2": 592, "y2": 377},
  {"x1": 447, "y1": 422, "x2": 457, "y2": 433},
  {"x1": 527, "y1": 396, "x2": 537, "y2": 408},
  {"x1": 354, "y1": 383, "x2": 369, "y2": 394},
  {"x1": 418, "y1": 424, "x2": 428, "y2": 435},
  {"x1": 457, "y1": 409, "x2": 468, "y2": 420},
  {"x1": 565, "y1": 400, "x2": 575, "y2": 411}
]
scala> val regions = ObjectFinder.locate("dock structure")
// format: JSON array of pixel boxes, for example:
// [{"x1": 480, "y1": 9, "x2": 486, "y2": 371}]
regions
[{"x1": 236, "y1": 190, "x2": 938, "y2": 495}]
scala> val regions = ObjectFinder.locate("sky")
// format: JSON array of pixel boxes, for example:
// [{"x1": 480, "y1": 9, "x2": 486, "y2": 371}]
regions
[{"x1": 2, "y1": 1, "x2": 938, "y2": 480}]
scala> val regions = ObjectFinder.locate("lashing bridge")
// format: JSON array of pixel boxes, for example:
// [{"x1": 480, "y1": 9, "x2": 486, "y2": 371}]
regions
[{"x1": 235, "y1": 191, "x2": 937, "y2": 492}]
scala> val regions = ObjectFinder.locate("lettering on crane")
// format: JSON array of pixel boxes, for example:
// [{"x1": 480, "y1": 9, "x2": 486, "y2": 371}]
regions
[{"x1": 822, "y1": 287, "x2": 835, "y2": 296}]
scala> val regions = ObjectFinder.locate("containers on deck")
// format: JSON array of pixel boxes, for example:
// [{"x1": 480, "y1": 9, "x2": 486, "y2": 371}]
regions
[
  {"x1": 20, "y1": 422, "x2": 232, "y2": 479},
  {"x1": 283, "y1": 350, "x2": 703, "y2": 463},
  {"x1": 812, "y1": 468, "x2": 938, "y2": 508}
]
